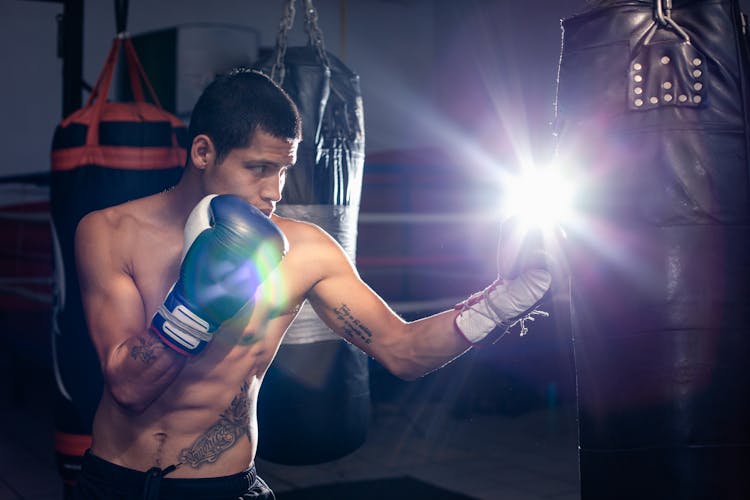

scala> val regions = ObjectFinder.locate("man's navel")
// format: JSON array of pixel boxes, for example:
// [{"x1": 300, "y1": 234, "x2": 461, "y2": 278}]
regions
[{"x1": 152, "y1": 432, "x2": 168, "y2": 467}]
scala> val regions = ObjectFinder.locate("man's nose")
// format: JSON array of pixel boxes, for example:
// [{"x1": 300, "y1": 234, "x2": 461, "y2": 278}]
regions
[{"x1": 261, "y1": 176, "x2": 283, "y2": 202}]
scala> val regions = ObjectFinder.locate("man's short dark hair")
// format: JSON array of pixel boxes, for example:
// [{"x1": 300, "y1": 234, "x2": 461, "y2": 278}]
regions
[{"x1": 188, "y1": 68, "x2": 302, "y2": 164}]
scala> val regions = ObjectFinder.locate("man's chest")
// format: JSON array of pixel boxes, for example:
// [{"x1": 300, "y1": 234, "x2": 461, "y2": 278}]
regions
[
  {"x1": 129, "y1": 232, "x2": 183, "y2": 323},
  {"x1": 129, "y1": 230, "x2": 304, "y2": 336}
]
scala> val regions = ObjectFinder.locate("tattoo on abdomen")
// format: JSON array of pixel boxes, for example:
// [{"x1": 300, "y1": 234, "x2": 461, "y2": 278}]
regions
[
  {"x1": 130, "y1": 336, "x2": 160, "y2": 364},
  {"x1": 178, "y1": 382, "x2": 251, "y2": 468},
  {"x1": 333, "y1": 304, "x2": 373, "y2": 345}
]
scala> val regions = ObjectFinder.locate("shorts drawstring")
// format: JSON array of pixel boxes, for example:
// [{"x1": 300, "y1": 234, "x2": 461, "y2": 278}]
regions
[{"x1": 143, "y1": 463, "x2": 179, "y2": 500}]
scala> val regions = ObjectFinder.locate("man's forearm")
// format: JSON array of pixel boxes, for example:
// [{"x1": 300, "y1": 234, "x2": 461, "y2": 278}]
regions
[
  {"x1": 390, "y1": 310, "x2": 471, "y2": 380},
  {"x1": 107, "y1": 331, "x2": 187, "y2": 413}
]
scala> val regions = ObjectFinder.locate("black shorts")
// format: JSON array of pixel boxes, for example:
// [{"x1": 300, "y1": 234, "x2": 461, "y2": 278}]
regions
[{"x1": 73, "y1": 451, "x2": 275, "y2": 500}]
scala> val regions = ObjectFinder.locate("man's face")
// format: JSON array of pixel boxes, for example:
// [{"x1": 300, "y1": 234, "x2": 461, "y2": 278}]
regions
[{"x1": 202, "y1": 129, "x2": 298, "y2": 216}]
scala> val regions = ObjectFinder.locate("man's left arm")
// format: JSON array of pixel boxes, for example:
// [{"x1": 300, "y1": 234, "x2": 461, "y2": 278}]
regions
[{"x1": 305, "y1": 225, "x2": 552, "y2": 380}]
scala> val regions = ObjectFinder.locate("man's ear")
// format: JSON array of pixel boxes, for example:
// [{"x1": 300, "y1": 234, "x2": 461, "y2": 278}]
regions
[{"x1": 190, "y1": 134, "x2": 215, "y2": 170}]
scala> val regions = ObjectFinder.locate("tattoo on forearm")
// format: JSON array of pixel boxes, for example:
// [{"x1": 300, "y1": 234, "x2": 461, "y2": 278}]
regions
[
  {"x1": 178, "y1": 382, "x2": 251, "y2": 468},
  {"x1": 130, "y1": 336, "x2": 160, "y2": 364},
  {"x1": 333, "y1": 304, "x2": 373, "y2": 345}
]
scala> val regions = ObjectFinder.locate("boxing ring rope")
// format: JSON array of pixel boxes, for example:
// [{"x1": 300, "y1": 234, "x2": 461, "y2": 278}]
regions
[
  {"x1": 0, "y1": 183, "x2": 496, "y2": 318},
  {"x1": 357, "y1": 210, "x2": 500, "y2": 315},
  {"x1": 0, "y1": 277, "x2": 53, "y2": 305},
  {"x1": 0, "y1": 181, "x2": 58, "y2": 406},
  {"x1": 358, "y1": 211, "x2": 501, "y2": 224},
  {"x1": 0, "y1": 182, "x2": 55, "y2": 307}
]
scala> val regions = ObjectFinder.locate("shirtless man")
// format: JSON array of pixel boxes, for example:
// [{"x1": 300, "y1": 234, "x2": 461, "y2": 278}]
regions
[{"x1": 72, "y1": 69, "x2": 552, "y2": 499}]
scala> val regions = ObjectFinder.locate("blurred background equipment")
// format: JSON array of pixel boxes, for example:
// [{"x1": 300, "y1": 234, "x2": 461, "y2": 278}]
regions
[
  {"x1": 49, "y1": 1, "x2": 187, "y2": 495},
  {"x1": 253, "y1": 0, "x2": 371, "y2": 466}
]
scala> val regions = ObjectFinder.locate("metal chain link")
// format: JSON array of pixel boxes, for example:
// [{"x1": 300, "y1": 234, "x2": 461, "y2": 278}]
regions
[
  {"x1": 303, "y1": 0, "x2": 332, "y2": 70},
  {"x1": 271, "y1": 0, "x2": 296, "y2": 84},
  {"x1": 650, "y1": 0, "x2": 690, "y2": 43},
  {"x1": 271, "y1": 0, "x2": 331, "y2": 85}
]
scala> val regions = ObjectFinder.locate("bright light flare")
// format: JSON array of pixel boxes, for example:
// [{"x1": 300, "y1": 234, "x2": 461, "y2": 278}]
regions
[{"x1": 502, "y1": 165, "x2": 578, "y2": 231}]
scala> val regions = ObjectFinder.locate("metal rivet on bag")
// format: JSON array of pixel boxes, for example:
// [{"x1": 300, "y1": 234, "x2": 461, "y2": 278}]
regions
[
  {"x1": 634, "y1": 98, "x2": 644, "y2": 107},
  {"x1": 663, "y1": 94, "x2": 673, "y2": 102},
  {"x1": 693, "y1": 95, "x2": 702, "y2": 104},
  {"x1": 693, "y1": 69, "x2": 702, "y2": 78},
  {"x1": 633, "y1": 62, "x2": 642, "y2": 71},
  {"x1": 634, "y1": 87, "x2": 643, "y2": 95},
  {"x1": 660, "y1": 56, "x2": 670, "y2": 64},
  {"x1": 663, "y1": 82, "x2": 672, "y2": 90},
  {"x1": 634, "y1": 74, "x2": 643, "y2": 83},
  {"x1": 649, "y1": 96, "x2": 658, "y2": 104},
  {"x1": 692, "y1": 58, "x2": 702, "y2": 66},
  {"x1": 694, "y1": 82, "x2": 703, "y2": 91},
  {"x1": 678, "y1": 94, "x2": 688, "y2": 102}
]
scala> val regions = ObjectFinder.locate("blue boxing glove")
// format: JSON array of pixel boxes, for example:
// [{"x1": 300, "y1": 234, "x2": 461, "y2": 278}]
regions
[{"x1": 151, "y1": 194, "x2": 288, "y2": 356}]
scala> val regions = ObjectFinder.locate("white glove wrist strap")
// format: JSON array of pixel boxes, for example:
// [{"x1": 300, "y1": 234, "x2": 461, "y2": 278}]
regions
[
  {"x1": 454, "y1": 281, "x2": 510, "y2": 344},
  {"x1": 156, "y1": 304, "x2": 213, "y2": 342},
  {"x1": 454, "y1": 270, "x2": 552, "y2": 345}
]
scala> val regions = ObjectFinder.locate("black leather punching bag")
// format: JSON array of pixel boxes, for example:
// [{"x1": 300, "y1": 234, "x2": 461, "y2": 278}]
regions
[
  {"x1": 555, "y1": 1, "x2": 750, "y2": 498},
  {"x1": 254, "y1": 0, "x2": 370, "y2": 465}
]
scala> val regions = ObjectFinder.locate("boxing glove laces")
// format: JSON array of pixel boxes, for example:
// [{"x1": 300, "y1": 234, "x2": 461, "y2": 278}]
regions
[
  {"x1": 454, "y1": 220, "x2": 553, "y2": 345},
  {"x1": 151, "y1": 194, "x2": 289, "y2": 356}
]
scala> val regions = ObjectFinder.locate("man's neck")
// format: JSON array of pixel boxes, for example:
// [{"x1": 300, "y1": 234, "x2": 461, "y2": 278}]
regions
[{"x1": 163, "y1": 169, "x2": 207, "y2": 227}]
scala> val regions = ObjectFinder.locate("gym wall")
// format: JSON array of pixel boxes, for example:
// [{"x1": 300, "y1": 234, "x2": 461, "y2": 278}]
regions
[{"x1": 2, "y1": 0, "x2": 586, "y2": 179}]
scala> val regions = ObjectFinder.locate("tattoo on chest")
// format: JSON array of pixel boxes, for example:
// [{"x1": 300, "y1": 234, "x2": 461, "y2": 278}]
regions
[
  {"x1": 178, "y1": 381, "x2": 251, "y2": 468},
  {"x1": 333, "y1": 304, "x2": 373, "y2": 345},
  {"x1": 130, "y1": 336, "x2": 161, "y2": 364}
]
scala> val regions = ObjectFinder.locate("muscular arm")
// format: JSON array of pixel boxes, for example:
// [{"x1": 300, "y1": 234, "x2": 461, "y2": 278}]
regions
[
  {"x1": 302, "y1": 226, "x2": 470, "y2": 380},
  {"x1": 76, "y1": 213, "x2": 186, "y2": 413}
]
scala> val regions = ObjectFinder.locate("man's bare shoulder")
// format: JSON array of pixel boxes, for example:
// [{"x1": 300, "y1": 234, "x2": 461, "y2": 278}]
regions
[
  {"x1": 271, "y1": 213, "x2": 335, "y2": 245},
  {"x1": 76, "y1": 196, "x2": 180, "y2": 276},
  {"x1": 270, "y1": 212, "x2": 352, "y2": 281},
  {"x1": 78, "y1": 194, "x2": 168, "y2": 239}
]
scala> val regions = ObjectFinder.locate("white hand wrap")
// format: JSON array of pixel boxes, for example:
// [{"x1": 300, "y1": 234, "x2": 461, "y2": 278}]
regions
[{"x1": 454, "y1": 269, "x2": 552, "y2": 345}]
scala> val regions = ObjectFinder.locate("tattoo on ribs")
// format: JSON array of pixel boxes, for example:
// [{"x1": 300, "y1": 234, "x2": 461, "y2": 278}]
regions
[
  {"x1": 333, "y1": 304, "x2": 373, "y2": 345},
  {"x1": 130, "y1": 336, "x2": 160, "y2": 364},
  {"x1": 178, "y1": 382, "x2": 251, "y2": 468}
]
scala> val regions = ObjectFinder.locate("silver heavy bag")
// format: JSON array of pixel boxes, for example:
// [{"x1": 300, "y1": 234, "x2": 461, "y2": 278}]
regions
[
  {"x1": 254, "y1": 0, "x2": 369, "y2": 465},
  {"x1": 555, "y1": 1, "x2": 750, "y2": 498}
]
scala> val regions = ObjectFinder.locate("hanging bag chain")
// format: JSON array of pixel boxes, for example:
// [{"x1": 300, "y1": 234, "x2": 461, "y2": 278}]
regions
[
  {"x1": 645, "y1": 0, "x2": 691, "y2": 45},
  {"x1": 271, "y1": 0, "x2": 331, "y2": 85},
  {"x1": 271, "y1": 0, "x2": 296, "y2": 84},
  {"x1": 303, "y1": 0, "x2": 332, "y2": 70}
]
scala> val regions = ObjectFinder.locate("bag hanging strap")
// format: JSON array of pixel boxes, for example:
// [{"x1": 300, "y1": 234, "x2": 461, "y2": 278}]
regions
[
  {"x1": 123, "y1": 36, "x2": 162, "y2": 108},
  {"x1": 82, "y1": 36, "x2": 121, "y2": 147},
  {"x1": 271, "y1": 0, "x2": 331, "y2": 85},
  {"x1": 115, "y1": 0, "x2": 128, "y2": 37},
  {"x1": 81, "y1": 0, "x2": 165, "y2": 147},
  {"x1": 114, "y1": 0, "x2": 160, "y2": 105}
]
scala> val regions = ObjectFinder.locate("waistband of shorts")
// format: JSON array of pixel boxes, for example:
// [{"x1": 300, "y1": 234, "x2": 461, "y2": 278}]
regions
[{"x1": 81, "y1": 450, "x2": 258, "y2": 497}]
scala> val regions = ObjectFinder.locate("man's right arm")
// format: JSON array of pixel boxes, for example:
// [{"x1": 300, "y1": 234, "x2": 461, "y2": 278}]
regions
[{"x1": 75, "y1": 212, "x2": 186, "y2": 414}]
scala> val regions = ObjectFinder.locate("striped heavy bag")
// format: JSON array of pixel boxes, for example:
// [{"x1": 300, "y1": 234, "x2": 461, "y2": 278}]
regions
[
  {"x1": 50, "y1": 35, "x2": 186, "y2": 487},
  {"x1": 555, "y1": 1, "x2": 750, "y2": 498}
]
